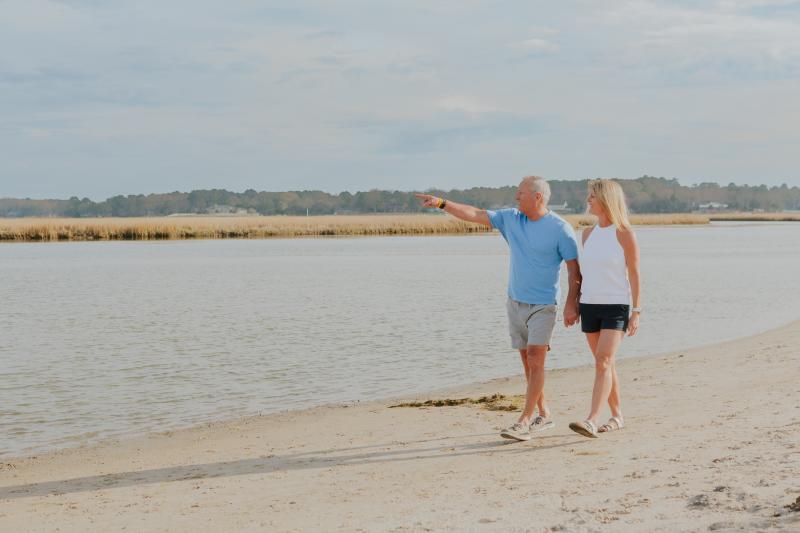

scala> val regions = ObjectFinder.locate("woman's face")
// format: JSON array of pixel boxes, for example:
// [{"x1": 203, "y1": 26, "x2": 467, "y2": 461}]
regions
[{"x1": 586, "y1": 190, "x2": 603, "y2": 217}]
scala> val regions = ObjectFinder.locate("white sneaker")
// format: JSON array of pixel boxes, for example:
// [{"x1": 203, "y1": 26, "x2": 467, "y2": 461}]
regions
[
  {"x1": 500, "y1": 421, "x2": 531, "y2": 441},
  {"x1": 529, "y1": 415, "x2": 555, "y2": 433}
]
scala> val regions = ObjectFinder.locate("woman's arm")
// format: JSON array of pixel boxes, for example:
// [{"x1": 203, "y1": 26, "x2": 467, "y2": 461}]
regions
[
  {"x1": 582, "y1": 226, "x2": 594, "y2": 246},
  {"x1": 617, "y1": 228, "x2": 641, "y2": 336}
]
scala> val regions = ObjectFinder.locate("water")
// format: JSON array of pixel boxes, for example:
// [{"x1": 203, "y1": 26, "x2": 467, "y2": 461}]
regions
[{"x1": 2, "y1": 222, "x2": 799, "y2": 457}]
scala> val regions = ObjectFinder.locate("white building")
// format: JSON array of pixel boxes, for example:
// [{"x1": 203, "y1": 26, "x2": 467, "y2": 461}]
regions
[{"x1": 697, "y1": 202, "x2": 729, "y2": 212}]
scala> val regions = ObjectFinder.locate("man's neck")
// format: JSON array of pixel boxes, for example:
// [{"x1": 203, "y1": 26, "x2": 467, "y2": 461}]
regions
[{"x1": 522, "y1": 206, "x2": 550, "y2": 221}]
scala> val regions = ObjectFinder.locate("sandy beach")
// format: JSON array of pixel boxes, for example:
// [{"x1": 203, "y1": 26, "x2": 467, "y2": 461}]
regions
[{"x1": 1, "y1": 322, "x2": 798, "y2": 532}]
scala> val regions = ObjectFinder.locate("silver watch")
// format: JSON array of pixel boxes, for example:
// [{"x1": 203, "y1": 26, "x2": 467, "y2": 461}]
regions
[{"x1": 631, "y1": 307, "x2": 642, "y2": 313}]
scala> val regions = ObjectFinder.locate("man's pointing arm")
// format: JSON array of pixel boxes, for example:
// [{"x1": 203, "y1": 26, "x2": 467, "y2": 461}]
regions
[{"x1": 413, "y1": 193, "x2": 491, "y2": 227}]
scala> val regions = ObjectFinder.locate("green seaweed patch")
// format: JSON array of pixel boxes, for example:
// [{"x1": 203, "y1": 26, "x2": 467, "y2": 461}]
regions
[
  {"x1": 389, "y1": 393, "x2": 522, "y2": 411},
  {"x1": 390, "y1": 398, "x2": 471, "y2": 408},
  {"x1": 786, "y1": 496, "x2": 800, "y2": 513}
]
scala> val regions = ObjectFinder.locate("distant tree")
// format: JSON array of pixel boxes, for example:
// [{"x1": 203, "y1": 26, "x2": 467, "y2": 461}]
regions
[{"x1": 4, "y1": 177, "x2": 800, "y2": 217}]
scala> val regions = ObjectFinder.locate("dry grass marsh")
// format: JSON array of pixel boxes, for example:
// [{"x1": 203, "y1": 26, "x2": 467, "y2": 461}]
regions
[
  {"x1": 571, "y1": 213, "x2": 710, "y2": 227},
  {"x1": 0, "y1": 215, "x2": 490, "y2": 242},
  {"x1": 1, "y1": 211, "x2": 792, "y2": 242},
  {"x1": 707, "y1": 212, "x2": 800, "y2": 222}
]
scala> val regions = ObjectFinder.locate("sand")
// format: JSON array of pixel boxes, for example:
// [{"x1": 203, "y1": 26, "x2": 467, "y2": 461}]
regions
[{"x1": 1, "y1": 322, "x2": 799, "y2": 532}]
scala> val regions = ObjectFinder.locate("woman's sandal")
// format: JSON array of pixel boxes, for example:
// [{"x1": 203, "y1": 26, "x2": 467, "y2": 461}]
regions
[
  {"x1": 569, "y1": 419, "x2": 599, "y2": 438},
  {"x1": 598, "y1": 416, "x2": 624, "y2": 433}
]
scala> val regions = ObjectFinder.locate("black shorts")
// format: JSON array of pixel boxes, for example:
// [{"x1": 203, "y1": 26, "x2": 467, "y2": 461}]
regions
[{"x1": 579, "y1": 303, "x2": 630, "y2": 333}]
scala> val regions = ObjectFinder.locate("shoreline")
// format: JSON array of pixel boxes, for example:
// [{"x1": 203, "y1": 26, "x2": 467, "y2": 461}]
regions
[
  {"x1": 5, "y1": 318, "x2": 797, "y2": 463},
  {"x1": 4, "y1": 317, "x2": 799, "y2": 463},
  {"x1": 2, "y1": 214, "x2": 798, "y2": 243},
  {"x1": 2, "y1": 322, "x2": 799, "y2": 531}
]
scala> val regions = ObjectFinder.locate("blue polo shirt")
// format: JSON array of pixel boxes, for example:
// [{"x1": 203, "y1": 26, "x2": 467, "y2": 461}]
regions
[{"x1": 487, "y1": 209, "x2": 578, "y2": 305}]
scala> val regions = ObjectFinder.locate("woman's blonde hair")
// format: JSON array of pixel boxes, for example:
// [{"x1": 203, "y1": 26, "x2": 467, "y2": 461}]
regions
[{"x1": 588, "y1": 179, "x2": 631, "y2": 229}]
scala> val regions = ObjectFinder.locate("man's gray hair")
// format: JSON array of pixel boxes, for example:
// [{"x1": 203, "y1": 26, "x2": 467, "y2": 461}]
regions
[{"x1": 522, "y1": 176, "x2": 551, "y2": 203}]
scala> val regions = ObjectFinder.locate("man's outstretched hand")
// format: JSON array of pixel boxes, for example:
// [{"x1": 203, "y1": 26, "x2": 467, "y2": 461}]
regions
[
  {"x1": 413, "y1": 193, "x2": 490, "y2": 226},
  {"x1": 414, "y1": 193, "x2": 443, "y2": 209}
]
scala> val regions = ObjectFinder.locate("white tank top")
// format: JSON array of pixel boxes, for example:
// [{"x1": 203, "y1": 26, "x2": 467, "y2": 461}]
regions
[{"x1": 579, "y1": 224, "x2": 631, "y2": 305}]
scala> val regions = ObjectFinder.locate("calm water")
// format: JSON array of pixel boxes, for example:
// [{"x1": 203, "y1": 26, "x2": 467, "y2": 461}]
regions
[{"x1": 2, "y1": 222, "x2": 799, "y2": 457}]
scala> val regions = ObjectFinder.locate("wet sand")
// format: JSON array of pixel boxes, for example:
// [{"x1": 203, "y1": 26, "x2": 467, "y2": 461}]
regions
[{"x1": 1, "y1": 322, "x2": 799, "y2": 532}]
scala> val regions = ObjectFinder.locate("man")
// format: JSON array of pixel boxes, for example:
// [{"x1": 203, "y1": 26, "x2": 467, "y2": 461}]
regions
[{"x1": 415, "y1": 176, "x2": 581, "y2": 441}]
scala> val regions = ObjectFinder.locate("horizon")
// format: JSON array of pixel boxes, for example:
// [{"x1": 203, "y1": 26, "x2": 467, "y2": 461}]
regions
[{"x1": 2, "y1": 2, "x2": 800, "y2": 199}]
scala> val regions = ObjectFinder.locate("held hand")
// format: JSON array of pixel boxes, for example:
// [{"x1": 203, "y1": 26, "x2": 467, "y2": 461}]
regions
[
  {"x1": 627, "y1": 312, "x2": 640, "y2": 336},
  {"x1": 563, "y1": 303, "x2": 579, "y2": 327},
  {"x1": 414, "y1": 193, "x2": 443, "y2": 209}
]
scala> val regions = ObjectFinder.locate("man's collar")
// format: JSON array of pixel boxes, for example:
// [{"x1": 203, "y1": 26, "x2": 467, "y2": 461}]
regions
[{"x1": 522, "y1": 208, "x2": 550, "y2": 221}]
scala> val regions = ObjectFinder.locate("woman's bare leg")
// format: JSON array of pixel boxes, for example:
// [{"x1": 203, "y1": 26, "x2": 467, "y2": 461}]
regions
[
  {"x1": 607, "y1": 361, "x2": 622, "y2": 419},
  {"x1": 587, "y1": 329, "x2": 625, "y2": 423}
]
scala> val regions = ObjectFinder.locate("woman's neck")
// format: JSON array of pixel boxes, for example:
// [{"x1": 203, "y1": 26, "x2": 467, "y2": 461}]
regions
[{"x1": 597, "y1": 213, "x2": 613, "y2": 228}]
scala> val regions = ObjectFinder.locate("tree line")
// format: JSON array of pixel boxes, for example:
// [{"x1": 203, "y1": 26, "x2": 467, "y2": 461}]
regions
[{"x1": 1, "y1": 176, "x2": 798, "y2": 217}]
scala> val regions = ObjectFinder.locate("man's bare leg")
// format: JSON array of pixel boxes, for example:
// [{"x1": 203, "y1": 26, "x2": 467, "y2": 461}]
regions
[
  {"x1": 518, "y1": 345, "x2": 548, "y2": 424},
  {"x1": 519, "y1": 349, "x2": 548, "y2": 417}
]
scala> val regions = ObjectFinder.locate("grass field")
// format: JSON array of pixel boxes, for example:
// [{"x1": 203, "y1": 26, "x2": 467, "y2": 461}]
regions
[
  {"x1": 0, "y1": 215, "x2": 490, "y2": 242},
  {"x1": 0, "y1": 211, "x2": 794, "y2": 242},
  {"x1": 707, "y1": 212, "x2": 800, "y2": 222}
]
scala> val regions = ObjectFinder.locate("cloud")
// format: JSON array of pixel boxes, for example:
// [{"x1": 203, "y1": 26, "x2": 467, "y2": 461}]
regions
[
  {"x1": 343, "y1": 111, "x2": 555, "y2": 156},
  {"x1": 516, "y1": 38, "x2": 559, "y2": 54},
  {"x1": 590, "y1": 1, "x2": 800, "y2": 80},
  {"x1": 2, "y1": 0, "x2": 799, "y2": 199},
  {"x1": 715, "y1": 0, "x2": 800, "y2": 10},
  {"x1": 0, "y1": 0, "x2": 88, "y2": 30},
  {"x1": 435, "y1": 94, "x2": 502, "y2": 114},
  {"x1": 303, "y1": 29, "x2": 344, "y2": 40}
]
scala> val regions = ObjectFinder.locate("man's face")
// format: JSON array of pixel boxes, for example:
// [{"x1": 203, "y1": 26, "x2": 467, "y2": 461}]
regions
[{"x1": 515, "y1": 182, "x2": 541, "y2": 211}]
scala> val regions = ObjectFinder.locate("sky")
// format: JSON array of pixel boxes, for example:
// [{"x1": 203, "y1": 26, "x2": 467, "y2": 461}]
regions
[{"x1": 2, "y1": 0, "x2": 800, "y2": 200}]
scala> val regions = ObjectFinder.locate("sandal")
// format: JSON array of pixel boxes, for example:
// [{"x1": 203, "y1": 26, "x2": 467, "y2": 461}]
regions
[
  {"x1": 569, "y1": 419, "x2": 599, "y2": 438},
  {"x1": 598, "y1": 416, "x2": 624, "y2": 433}
]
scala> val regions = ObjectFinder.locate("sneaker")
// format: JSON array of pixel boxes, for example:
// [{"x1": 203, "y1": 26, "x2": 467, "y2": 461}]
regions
[
  {"x1": 500, "y1": 421, "x2": 531, "y2": 441},
  {"x1": 529, "y1": 415, "x2": 555, "y2": 433}
]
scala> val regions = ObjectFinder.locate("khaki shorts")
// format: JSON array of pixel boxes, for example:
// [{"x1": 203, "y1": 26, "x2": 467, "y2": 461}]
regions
[{"x1": 506, "y1": 297, "x2": 557, "y2": 349}]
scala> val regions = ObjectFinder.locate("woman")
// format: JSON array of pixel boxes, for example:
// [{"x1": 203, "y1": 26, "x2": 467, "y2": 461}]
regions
[{"x1": 569, "y1": 179, "x2": 641, "y2": 438}]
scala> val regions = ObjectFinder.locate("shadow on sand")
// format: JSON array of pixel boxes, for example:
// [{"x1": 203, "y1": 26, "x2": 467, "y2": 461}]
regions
[{"x1": 0, "y1": 433, "x2": 585, "y2": 500}]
